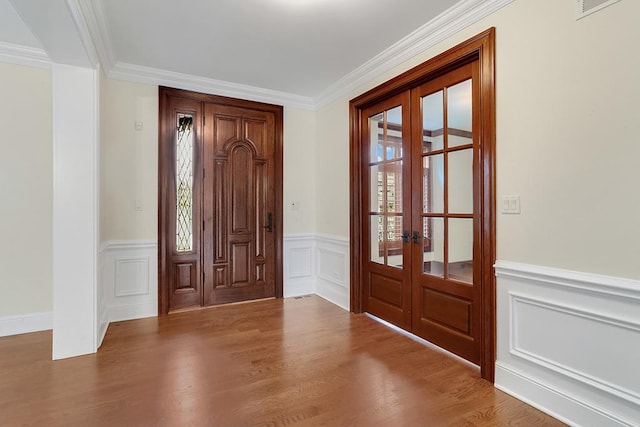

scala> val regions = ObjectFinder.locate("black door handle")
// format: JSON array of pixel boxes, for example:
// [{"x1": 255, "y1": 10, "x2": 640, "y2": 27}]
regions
[
  {"x1": 412, "y1": 231, "x2": 420, "y2": 244},
  {"x1": 402, "y1": 230, "x2": 410, "y2": 243},
  {"x1": 263, "y1": 212, "x2": 273, "y2": 232}
]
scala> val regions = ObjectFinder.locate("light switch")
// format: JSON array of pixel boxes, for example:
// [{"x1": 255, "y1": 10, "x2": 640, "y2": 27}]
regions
[{"x1": 502, "y1": 195, "x2": 521, "y2": 214}]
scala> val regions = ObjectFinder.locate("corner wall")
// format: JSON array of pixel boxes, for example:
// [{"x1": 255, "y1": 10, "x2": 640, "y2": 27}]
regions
[{"x1": 0, "y1": 62, "x2": 53, "y2": 335}]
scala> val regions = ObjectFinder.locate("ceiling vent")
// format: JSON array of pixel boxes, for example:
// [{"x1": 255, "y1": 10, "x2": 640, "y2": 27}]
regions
[{"x1": 576, "y1": 0, "x2": 622, "y2": 19}]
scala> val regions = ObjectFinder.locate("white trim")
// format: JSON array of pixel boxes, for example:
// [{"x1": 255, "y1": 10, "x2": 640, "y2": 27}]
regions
[
  {"x1": 494, "y1": 260, "x2": 640, "y2": 301},
  {"x1": 496, "y1": 363, "x2": 635, "y2": 427},
  {"x1": 76, "y1": 0, "x2": 116, "y2": 70},
  {"x1": 0, "y1": 41, "x2": 51, "y2": 69},
  {"x1": 65, "y1": 0, "x2": 99, "y2": 67},
  {"x1": 100, "y1": 239, "x2": 158, "y2": 253},
  {"x1": 313, "y1": 0, "x2": 515, "y2": 108},
  {"x1": 0, "y1": 312, "x2": 53, "y2": 337},
  {"x1": 110, "y1": 302, "x2": 157, "y2": 323},
  {"x1": 108, "y1": 61, "x2": 316, "y2": 110}
]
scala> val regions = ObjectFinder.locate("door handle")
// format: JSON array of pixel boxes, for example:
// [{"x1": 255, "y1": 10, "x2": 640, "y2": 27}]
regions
[
  {"x1": 402, "y1": 230, "x2": 410, "y2": 243},
  {"x1": 263, "y1": 212, "x2": 273, "y2": 232},
  {"x1": 412, "y1": 231, "x2": 420, "y2": 244}
]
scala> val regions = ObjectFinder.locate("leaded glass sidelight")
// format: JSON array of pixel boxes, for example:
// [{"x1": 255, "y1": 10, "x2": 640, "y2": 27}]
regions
[{"x1": 176, "y1": 114, "x2": 194, "y2": 252}]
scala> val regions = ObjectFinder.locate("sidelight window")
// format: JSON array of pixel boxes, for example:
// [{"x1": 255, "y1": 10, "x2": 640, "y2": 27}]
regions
[{"x1": 176, "y1": 114, "x2": 194, "y2": 252}]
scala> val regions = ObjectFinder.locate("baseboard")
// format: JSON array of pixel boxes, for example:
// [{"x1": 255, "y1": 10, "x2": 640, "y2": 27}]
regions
[
  {"x1": 0, "y1": 312, "x2": 52, "y2": 337},
  {"x1": 110, "y1": 302, "x2": 158, "y2": 323},
  {"x1": 495, "y1": 363, "x2": 633, "y2": 427}
]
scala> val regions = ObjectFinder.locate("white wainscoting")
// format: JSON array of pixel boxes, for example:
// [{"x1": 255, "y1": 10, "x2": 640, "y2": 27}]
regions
[
  {"x1": 283, "y1": 234, "x2": 350, "y2": 310},
  {"x1": 98, "y1": 240, "x2": 158, "y2": 346},
  {"x1": 494, "y1": 261, "x2": 640, "y2": 427}
]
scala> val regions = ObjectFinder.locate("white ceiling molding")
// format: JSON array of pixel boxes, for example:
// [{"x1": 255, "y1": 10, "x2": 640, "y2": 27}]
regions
[
  {"x1": 75, "y1": 0, "x2": 115, "y2": 70},
  {"x1": 0, "y1": 41, "x2": 50, "y2": 69},
  {"x1": 312, "y1": 0, "x2": 515, "y2": 109},
  {"x1": 64, "y1": 0, "x2": 98, "y2": 67},
  {"x1": 108, "y1": 62, "x2": 316, "y2": 110}
]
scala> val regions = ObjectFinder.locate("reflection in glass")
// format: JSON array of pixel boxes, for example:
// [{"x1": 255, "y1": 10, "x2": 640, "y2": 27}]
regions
[
  {"x1": 423, "y1": 217, "x2": 444, "y2": 277},
  {"x1": 422, "y1": 90, "x2": 444, "y2": 152},
  {"x1": 386, "y1": 216, "x2": 403, "y2": 269},
  {"x1": 448, "y1": 218, "x2": 473, "y2": 283},
  {"x1": 385, "y1": 106, "x2": 403, "y2": 160},
  {"x1": 369, "y1": 165, "x2": 384, "y2": 213},
  {"x1": 370, "y1": 215, "x2": 384, "y2": 265},
  {"x1": 423, "y1": 154, "x2": 444, "y2": 213},
  {"x1": 176, "y1": 114, "x2": 193, "y2": 253},
  {"x1": 369, "y1": 113, "x2": 384, "y2": 162},
  {"x1": 448, "y1": 149, "x2": 473, "y2": 214},
  {"x1": 447, "y1": 79, "x2": 472, "y2": 148}
]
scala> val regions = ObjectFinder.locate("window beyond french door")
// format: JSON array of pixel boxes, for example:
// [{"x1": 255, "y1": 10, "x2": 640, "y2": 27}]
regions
[{"x1": 350, "y1": 29, "x2": 496, "y2": 380}]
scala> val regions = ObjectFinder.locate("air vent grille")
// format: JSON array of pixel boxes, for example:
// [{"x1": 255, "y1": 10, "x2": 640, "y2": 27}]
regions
[{"x1": 576, "y1": 0, "x2": 622, "y2": 19}]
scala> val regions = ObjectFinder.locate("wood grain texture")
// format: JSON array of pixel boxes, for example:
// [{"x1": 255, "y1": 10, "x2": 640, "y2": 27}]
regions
[{"x1": 0, "y1": 296, "x2": 563, "y2": 427}]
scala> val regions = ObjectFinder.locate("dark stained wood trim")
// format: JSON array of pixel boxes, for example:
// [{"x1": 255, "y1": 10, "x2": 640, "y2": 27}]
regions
[
  {"x1": 158, "y1": 86, "x2": 284, "y2": 315},
  {"x1": 381, "y1": 122, "x2": 473, "y2": 139},
  {"x1": 349, "y1": 28, "x2": 496, "y2": 382}
]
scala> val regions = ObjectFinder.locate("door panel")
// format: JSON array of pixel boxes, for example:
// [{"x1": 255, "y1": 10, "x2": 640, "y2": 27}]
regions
[
  {"x1": 362, "y1": 92, "x2": 412, "y2": 331},
  {"x1": 203, "y1": 103, "x2": 276, "y2": 306},
  {"x1": 411, "y1": 62, "x2": 481, "y2": 363}
]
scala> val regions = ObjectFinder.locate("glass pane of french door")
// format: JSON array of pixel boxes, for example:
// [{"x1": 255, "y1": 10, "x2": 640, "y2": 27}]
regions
[
  {"x1": 368, "y1": 105, "x2": 405, "y2": 268},
  {"x1": 420, "y1": 77, "x2": 475, "y2": 281}
]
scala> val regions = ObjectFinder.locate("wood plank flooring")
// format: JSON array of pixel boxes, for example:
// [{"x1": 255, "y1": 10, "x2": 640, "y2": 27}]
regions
[{"x1": 0, "y1": 296, "x2": 564, "y2": 426}]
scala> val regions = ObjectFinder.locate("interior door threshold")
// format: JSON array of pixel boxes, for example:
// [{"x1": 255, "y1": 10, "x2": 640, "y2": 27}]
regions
[{"x1": 365, "y1": 313, "x2": 480, "y2": 371}]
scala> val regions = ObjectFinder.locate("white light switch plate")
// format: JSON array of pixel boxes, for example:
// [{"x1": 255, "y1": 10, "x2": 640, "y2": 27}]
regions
[{"x1": 502, "y1": 195, "x2": 521, "y2": 214}]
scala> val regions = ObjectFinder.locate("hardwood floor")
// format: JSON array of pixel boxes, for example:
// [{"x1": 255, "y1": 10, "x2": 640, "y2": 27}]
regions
[{"x1": 0, "y1": 296, "x2": 564, "y2": 426}]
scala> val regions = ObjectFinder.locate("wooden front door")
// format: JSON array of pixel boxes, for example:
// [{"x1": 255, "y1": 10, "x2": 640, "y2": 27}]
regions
[
  {"x1": 350, "y1": 30, "x2": 495, "y2": 379},
  {"x1": 159, "y1": 87, "x2": 283, "y2": 314},
  {"x1": 202, "y1": 103, "x2": 276, "y2": 305}
]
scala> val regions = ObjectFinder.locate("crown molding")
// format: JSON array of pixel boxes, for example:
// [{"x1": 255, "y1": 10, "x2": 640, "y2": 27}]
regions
[
  {"x1": 75, "y1": 0, "x2": 115, "y2": 70},
  {"x1": 313, "y1": 0, "x2": 515, "y2": 109},
  {"x1": 65, "y1": 0, "x2": 99, "y2": 67},
  {"x1": 0, "y1": 41, "x2": 50, "y2": 69},
  {"x1": 108, "y1": 61, "x2": 316, "y2": 110}
]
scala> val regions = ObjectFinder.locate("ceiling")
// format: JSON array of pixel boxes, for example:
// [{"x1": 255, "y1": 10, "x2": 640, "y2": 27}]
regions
[{"x1": 1, "y1": 0, "x2": 509, "y2": 108}]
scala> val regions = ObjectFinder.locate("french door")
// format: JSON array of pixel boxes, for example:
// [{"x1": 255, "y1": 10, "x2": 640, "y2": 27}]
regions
[
  {"x1": 158, "y1": 87, "x2": 283, "y2": 314},
  {"x1": 351, "y1": 29, "x2": 495, "y2": 377}
]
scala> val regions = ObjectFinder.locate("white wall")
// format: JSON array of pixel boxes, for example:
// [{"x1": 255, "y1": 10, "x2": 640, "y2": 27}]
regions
[{"x1": 0, "y1": 62, "x2": 52, "y2": 320}]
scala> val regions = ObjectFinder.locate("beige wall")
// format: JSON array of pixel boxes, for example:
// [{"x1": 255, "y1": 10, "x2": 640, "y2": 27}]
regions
[
  {"x1": 100, "y1": 78, "x2": 158, "y2": 241},
  {"x1": 284, "y1": 107, "x2": 317, "y2": 235},
  {"x1": 315, "y1": 0, "x2": 640, "y2": 279},
  {"x1": 0, "y1": 62, "x2": 52, "y2": 316},
  {"x1": 100, "y1": 78, "x2": 317, "y2": 241}
]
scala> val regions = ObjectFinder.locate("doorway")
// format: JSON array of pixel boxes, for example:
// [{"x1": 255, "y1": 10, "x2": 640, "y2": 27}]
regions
[
  {"x1": 350, "y1": 29, "x2": 496, "y2": 381},
  {"x1": 158, "y1": 87, "x2": 284, "y2": 314}
]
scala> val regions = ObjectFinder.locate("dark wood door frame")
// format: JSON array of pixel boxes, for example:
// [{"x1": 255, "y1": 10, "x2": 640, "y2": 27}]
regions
[
  {"x1": 158, "y1": 86, "x2": 284, "y2": 315},
  {"x1": 349, "y1": 29, "x2": 496, "y2": 381}
]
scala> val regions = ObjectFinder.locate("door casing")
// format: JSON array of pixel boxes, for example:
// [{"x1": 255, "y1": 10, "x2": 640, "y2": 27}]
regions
[
  {"x1": 158, "y1": 87, "x2": 284, "y2": 315},
  {"x1": 349, "y1": 29, "x2": 496, "y2": 381}
]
